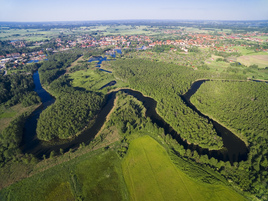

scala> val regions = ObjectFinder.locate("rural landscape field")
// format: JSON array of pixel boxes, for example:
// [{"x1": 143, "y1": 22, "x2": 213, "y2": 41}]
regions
[{"x1": 0, "y1": 0, "x2": 268, "y2": 200}]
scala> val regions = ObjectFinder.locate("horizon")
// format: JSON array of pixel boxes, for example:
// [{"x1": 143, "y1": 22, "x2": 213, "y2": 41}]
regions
[
  {"x1": 0, "y1": 0, "x2": 267, "y2": 22},
  {"x1": 1, "y1": 19, "x2": 268, "y2": 23}
]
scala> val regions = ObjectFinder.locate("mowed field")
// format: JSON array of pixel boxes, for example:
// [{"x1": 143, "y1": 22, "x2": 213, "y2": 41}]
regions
[
  {"x1": 122, "y1": 135, "x2": 246, "y2": 201},
  {"x1": 237, "y1": 55, "x2": 268, "y2": 68}
]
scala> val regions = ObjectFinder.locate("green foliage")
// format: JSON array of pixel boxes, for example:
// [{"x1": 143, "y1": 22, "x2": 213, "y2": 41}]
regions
[
  {"x1": 0, "y1": 148, "x2": 128, "y2": 201},
  {"x1": 188, "y1": 46, "x2": 200, "y2": 53},
  {"x1": 0, "y1": 112, "x2": 30, "y2": 165},
  {"x1": 122, "y1": 135, "x2": 246, "y2": 201},
  {"x1": 108, "y1": 91, "x2": 147, "y2": 135},
  {"x1": 38, "y1": 51, "x2": 80, "y2": 86},
  {"x1": 191, "y1": 80, "x2": 268, "y2": 199},
  {"x1": 111, "y1": 58, "x2": 245, "y2": 149},
  {"x1": 151, "y1": 44, "x2": 176, "y2": 53},
  {"x1": 37, "y1": 90, "x2": 104, "y2": 141},
  {"x1": 0, "y1": 73, "x2": 40, "y2": 107}
]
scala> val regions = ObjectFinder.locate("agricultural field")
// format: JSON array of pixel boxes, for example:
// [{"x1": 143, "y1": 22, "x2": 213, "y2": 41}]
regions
[
  {"x1": 103, "y1": 25, "x2": 154, "y2": 35},
  {"x1": 237, "y1": 55, "x2": 268, "y2": 68},
  {"x1": 122, "y1": 135, "x2": 246, "y2": 201},
  {"x1": 0, "y1": 28, "x2": 68, "y2": 41}
]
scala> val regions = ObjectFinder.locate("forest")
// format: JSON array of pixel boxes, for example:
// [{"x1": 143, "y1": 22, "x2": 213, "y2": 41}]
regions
[
  {"x1": 191, "y1": 80, "x2": 268, "y2": 198},
  {"x1": 111, "y1": 58, "x2": 246, "y2": 150},
  {"x1": 36, "y1": 84, "x2": 104, "y2": 141},
  {"x1": 107, "y1": 58, "x2": 268, "y2": 199},
  {"x1": 36, "y1": 52, "x2": 105, "y2": 140},
  {"x1": 1, "y1": 18, "x2": 268, "y2": 200},
  {"x1": 38, "y1": 52, "x2": 80, "y2": 86},
  {"x1": 0, "y1": 73, "x2": 40, "y2": 167},
  {"x1": 0, "y1": 73, "x2": 40, "y2": 107}
]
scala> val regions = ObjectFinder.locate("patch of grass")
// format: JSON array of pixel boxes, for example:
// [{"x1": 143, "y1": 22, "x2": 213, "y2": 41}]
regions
[
  {"x1": 0, "y1": 103, "x2": 40, "y2": 133},
  {"x1": 122, "y1": 135, "x2": 247, "y2": 201},
  {"x1": 44, "y1": 182, "x2": 75, "y2": 201},
  {"x1": 75, "y1": 150, "x2": 129, "y2": 201},
  {"x1": 69, "y1": 68, "x2": 114, "y2": 90},
  {"x1": 0, "y1": 111, "x2": 16, "y2": 119},
  {"x1": 0, "y1": 146, "x2": 128, "y2": 201},
  {"x1": 68, "y1": 66, "x2": 127, "y2": 91},
  {"x1": 0, "y1": 164, "x2": 75, "y2": 201},
  {"x1": 230, "y1": 46, "x2": 267, "y2": 56}
]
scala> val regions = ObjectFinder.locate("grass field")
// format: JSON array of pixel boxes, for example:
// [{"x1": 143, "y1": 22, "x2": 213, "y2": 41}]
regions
[
  {"x1": 0, "y1": 147, "x2": 129, "y2": 201},
  {"x1": 69, "y1": 68, "x2": 115, "y2": 90},
  {"x1": 0, "y1": 103, "x2": 40, "y2": 133},
  {"x1": 0, "y1": 28, "x2": 68, "y2": 41},
  {"x1": 68, "y1": 63, "x2": 127, "y2": 91},
  {"x1": 122, "y1": 135, "x2": 247, "y2": 201},
  {"x1": 230, "y1": 46, "x2": 268, "y2": 56},
  {"x1": 237, "y1": 55, "x2": 268, "y2": 68}
]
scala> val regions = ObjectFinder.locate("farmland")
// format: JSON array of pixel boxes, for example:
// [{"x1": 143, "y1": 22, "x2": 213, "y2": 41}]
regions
[{"x1": 122, "y1": 135, "x2": 246, "y2": 201}]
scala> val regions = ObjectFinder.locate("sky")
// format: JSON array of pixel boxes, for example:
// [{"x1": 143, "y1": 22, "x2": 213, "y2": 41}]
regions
[{"x1": 0, "y1": 0, "x2": 267, "y2": 22}]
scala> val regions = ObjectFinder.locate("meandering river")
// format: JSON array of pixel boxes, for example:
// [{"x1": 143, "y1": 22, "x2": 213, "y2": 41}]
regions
[{"x1": 21, "y1": 72, "x2": 249, "y2": 163}]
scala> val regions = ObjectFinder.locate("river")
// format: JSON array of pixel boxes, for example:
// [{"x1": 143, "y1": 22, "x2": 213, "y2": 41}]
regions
[{"x1": 21, "y1": 72, "x2": 249, "y2": 162}]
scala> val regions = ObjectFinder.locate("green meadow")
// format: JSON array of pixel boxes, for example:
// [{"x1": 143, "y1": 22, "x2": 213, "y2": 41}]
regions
[
  {"x1": 0, "y1": 147, "x2": 129, "y2": 201},
  {"x1": 0, "y1": 103, "x2": 39, "y2": 133},
  {"x1": 68, "y1": 67, "x2": 126, "y2": 91},
  {"x1": 122, "y1": 135, "x2": 247, "y2": 201},
  {"x1": 69, "y1": 68, "x2": 115, "y2": 90}
]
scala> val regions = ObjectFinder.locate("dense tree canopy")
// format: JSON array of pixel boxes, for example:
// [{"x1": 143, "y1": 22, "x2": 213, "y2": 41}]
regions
[
  {"x1": 0, "y1": 74, "x2": 40, "y2": 107},
  {"x1": 191, "y1": 80, "x2": 268, "y2": 199},
  {"x1": 36, "y1": 90, "x2": 104, "y2": 141},
  {"x1": 38, "y1": 52, "x2": 80, "y2": 86},
  {"x1": 111, "y1": 58, "x2": 245, "y2": 149}
]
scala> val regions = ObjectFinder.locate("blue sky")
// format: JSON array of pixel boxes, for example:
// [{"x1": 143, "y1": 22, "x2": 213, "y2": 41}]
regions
[{"x1": 0, "y1": 0, "x2": 267, "y2": 22}]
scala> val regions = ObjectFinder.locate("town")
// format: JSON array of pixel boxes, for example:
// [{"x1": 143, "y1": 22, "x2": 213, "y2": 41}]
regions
[{"x1": 1, "y1": 25, "x2": 268, "y2": 75}]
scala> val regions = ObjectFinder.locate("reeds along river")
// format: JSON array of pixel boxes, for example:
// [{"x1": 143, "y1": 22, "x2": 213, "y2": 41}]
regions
[{"x1": 21, "y1": 72, "x2": 248, "y2": 163}]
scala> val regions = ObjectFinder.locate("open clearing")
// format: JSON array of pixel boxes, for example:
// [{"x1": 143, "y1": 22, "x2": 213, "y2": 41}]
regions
[
  {"x1": 122, "y1": 135, "x2": 246, "y2": 201},
  {"x1": 237, "y1": 55, "x2": 268, "y2": 68},
  {"x1": 69, "y1": 68, "x2": 114, "y2": 90}
]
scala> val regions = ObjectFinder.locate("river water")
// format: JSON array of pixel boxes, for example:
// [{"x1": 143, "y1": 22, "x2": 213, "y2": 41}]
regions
[{"x1": 21, "y1": 72, "x2": 249, "y2": 162}]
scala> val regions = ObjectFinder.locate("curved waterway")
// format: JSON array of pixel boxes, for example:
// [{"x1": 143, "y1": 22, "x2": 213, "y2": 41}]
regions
[
  {"x1": 181, "y1": 80, "x2": 248, "y2": 163},
  {"x1": 22, "y1": 72, "x2": 249, "y2": 162}
]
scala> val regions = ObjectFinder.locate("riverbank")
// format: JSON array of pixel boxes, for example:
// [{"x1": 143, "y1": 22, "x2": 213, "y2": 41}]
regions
[{"x1": 183, "y1": 78, "x2": 250, "y2": 146}]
